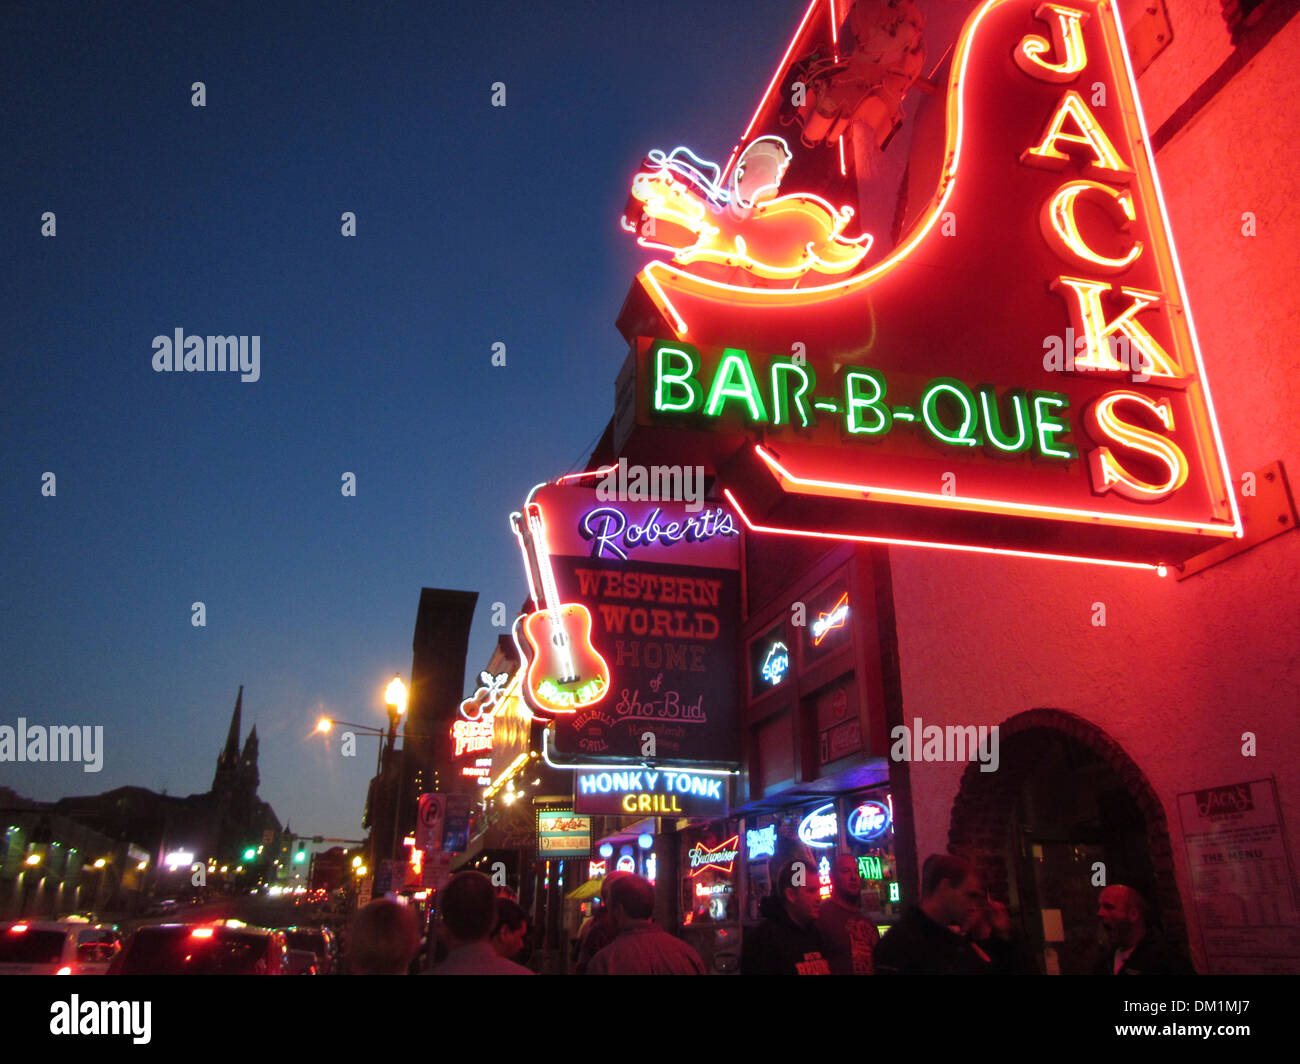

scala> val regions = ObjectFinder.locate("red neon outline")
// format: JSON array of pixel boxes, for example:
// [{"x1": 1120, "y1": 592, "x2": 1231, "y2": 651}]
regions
[
  {"x1": 751, "y1": 444, "x2": 1228, "y2": 538},
  {"x1": 555, "y1": 464, "x2": 617, "y2": 485},
  {"x1": 723, "y1": 487, "x2": 1164, "y2": 573}
]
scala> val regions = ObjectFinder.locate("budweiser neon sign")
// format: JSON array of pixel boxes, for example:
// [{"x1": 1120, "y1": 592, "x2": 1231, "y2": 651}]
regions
[{"x1": 687, "y1": 835, "x2": 740, "y2": 877}]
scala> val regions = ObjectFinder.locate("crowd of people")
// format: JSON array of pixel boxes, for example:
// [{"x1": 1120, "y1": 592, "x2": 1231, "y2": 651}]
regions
[{"x1": 342, "y1": 854, "x2": 1195, "y2": 975}]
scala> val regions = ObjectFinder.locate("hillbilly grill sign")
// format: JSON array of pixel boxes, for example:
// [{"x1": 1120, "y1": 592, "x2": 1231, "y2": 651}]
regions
[
  {"x1": 511, "y1": 476, "x2": 740, "y2": 765},
  {"x1": 618, "y1": 0, "x2": 1239, "y2": 571}
]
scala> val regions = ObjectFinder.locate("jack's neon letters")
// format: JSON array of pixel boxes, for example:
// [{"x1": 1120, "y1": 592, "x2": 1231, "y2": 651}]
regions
[{"x1": 1014, "y1": 4, "x2": 1192, "y2": 499}]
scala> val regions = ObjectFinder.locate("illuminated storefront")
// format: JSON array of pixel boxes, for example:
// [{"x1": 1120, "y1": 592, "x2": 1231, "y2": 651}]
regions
[{"x1": 486, "y1": 0, "x2": 1300, "y2": 973}]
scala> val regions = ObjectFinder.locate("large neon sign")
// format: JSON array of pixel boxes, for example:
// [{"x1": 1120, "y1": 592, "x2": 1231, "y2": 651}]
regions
[
  {"x1": 574, "y1": 768, "x2": 728, "y2": 817},
  {"x1": 511, "y1": 475, "x2": 741, "y2": 763},
  {"x1": 615, "y1": 0, "x2": 1239, "y2": 571}
]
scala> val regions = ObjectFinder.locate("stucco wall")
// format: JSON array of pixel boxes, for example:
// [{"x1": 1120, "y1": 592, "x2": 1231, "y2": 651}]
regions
[{"x1": 889, "y1": 3, "x2": 1300, "y2": 971}]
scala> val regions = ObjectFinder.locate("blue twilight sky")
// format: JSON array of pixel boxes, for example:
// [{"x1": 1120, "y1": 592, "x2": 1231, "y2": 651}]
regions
[{"x1": 0, "y1": 0, "x2": 809, "y2": 841}]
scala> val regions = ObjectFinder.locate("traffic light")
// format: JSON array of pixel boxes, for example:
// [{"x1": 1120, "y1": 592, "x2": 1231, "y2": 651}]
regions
[
  {"x1": 294, "y1": 849, "x2": 306, "y2": 864},
  {"x1": 242, "y1": 847, "x2": 256, "y2": 861}
]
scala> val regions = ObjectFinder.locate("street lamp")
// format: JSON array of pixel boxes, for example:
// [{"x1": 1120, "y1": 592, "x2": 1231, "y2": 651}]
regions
[
  {"x1": 384, "y1": 676, "x2": 409, "y2": 865},
  {"x1": 385, "y1": 675, "x2": 407, "y2": 720}
]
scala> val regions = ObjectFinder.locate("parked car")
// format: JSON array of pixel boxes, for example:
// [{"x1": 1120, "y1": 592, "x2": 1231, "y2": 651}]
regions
[
  {"x1": 62, "y1": 921, "x2": 124, "y2": 974},
  {"x1": 108, "y1": 922, "x2": 288, "y2": 975},
  {"x1": 279, "y1": 925, "x2": 337, "y2": 974},
  {"x1": 0, "y1": 922, "x2": 82, "y2": 975}
]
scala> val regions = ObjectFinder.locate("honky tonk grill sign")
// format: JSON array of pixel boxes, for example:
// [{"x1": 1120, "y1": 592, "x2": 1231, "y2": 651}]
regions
[{"x1": 617, "y1": 0, "x2": 1240, "y2": 571}]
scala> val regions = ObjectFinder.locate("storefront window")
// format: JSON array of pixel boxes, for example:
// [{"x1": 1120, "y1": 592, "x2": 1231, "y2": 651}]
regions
[{"x1": 841, "y1": 789, "x2": 901, "y2": 928}]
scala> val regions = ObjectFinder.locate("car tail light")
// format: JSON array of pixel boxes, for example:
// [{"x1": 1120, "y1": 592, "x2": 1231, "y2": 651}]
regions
[
  {"x1": 190, "y1": 928, "x2": 215, "y2": 938},
  {"x1": 56, "y1": 966, "x2": 72, "y2": 975},
  {"x1": 9, "y1": 924, "x2": 28, "y2": 934}
]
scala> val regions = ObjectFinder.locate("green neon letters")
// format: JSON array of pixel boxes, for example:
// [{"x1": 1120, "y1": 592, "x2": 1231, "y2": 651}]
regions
[
  {"x1": 654, "y1": 344, "x2": 704, "y2": 414},
  {"x1": 704, "y1": 348, "x2": 768, "y2": 421},
  {"x1": 845, "y1": 370, "x2": 891, "y2": 436},
  {"x1": 770, "y1": 357, "x2": 815, "y2": 428},
  {"x1": 1031, "y1": 391, "x2": 1077, "y2": 460},
  {"x1": 647, "y1": 341, "x2": 1074, "y2": 462},
  {"x1": 979, "y1": 386, "x2": 1032, "y2": 454},
  {"x1": 920, "y1": 378, "x2": 980, "y2": 447}
]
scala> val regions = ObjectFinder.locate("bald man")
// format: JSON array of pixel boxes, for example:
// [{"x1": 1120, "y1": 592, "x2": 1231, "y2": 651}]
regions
[{"x1": 1094, "y1": 884, "x2": 1195, "y2": 975}]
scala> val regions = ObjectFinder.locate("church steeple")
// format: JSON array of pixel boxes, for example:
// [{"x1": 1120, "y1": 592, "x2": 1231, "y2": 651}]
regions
[
  {"x1": 212, "y1": 686, "x2": 245, "y2": 791},
  {"x1": 240, "y1": 725, "x2": 260, "y2": 791}
]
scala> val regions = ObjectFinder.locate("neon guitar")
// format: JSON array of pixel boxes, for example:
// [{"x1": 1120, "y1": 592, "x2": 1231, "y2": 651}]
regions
[{"x1": 510, "y1": 501, "x2": 610, "y2": 714}]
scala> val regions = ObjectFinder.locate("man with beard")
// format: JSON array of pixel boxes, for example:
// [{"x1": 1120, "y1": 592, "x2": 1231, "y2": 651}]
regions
[
  {"x1": 817, "y1": 854, "x2": 880, "y2": 974},
  {"x1": 1094, "y1": 884, "x2": 1195, "y2": 975}
]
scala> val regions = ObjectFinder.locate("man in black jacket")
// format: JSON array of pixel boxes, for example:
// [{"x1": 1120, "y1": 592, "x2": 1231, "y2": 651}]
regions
[
  {"x1": 874, "y1": 854, "x2": 997, "y2": 974},
  {"x1": 741, "y1": 858, "x2": 831, "y2": 975},
  {"x1": 1094, "y1": 884, "x2": 1195, "y2": 975}
]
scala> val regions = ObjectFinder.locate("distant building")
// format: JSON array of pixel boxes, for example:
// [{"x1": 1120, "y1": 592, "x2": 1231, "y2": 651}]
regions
[{"x1": 51, "y1": 687, "x2": 281, "y2": 895}]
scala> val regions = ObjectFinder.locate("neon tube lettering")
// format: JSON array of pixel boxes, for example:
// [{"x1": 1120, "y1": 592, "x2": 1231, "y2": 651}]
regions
[
  {"x1": 1051, "y1": 277, "x2": 1183, "y2": 379},
  {"x1": 770, "y1": 357, "x2": 815, "y2": 428},
  {"x1": 920, "y1": 379, "x2": 980, "y2": 448},
  {"x1": 1014, "y1": 3, "x2": 1090, "y2": 83},
  {"x1": 845, "y1": 370, "x2": 891, "y2": 436},
  {"x1": 1031, "y1": 392, "x2": 1077, "y2": 460},
  {"x1": 979, "y1": 387, "x2": 1032, "y2": 454},
  {"x1": 704, "y1": 349, "x2": 768, "y2": 421},
  {"x1": 1020, "y1": 91, "x2": 1134, "y2": 180},
  {"x1": 654, "y1": 344, "x2": 705, "y2": 413},
  {"x1": 1041, "y1": 180, "x2": 1142, "y2": 274},
  {"x1": 1086, "y1": 391, "x2": 1189, "y2": 501}
]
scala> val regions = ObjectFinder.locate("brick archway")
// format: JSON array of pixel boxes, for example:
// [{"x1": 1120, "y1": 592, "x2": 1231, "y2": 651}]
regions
[{"x1": 946, "y1": 707, "x2": 1188, "y2": 947}]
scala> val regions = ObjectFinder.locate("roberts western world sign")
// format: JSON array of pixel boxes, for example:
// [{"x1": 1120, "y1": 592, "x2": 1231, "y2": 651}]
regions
[
  {"x1": 616, "y1": 0, "x2": 1240, "y2": 571},
  {"x1": 511, "y1": 480, "x2": 740, "y2": 765}
]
